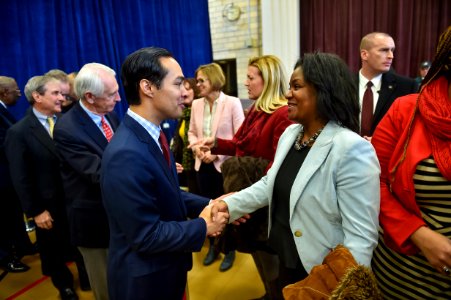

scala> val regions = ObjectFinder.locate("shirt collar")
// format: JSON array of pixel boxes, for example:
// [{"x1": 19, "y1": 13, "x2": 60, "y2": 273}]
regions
[
  {"x1": 359, "y1": 71, "x2": 382, "y2": 91},
  {"x1": 79, "y1": 100, "x2": 102, "y2": 126},
  {"x1": 32, "y1": 107, "x2": 55, "y2": 121},
  {"x1": 126, "y1": 108, "x2": 161, "y2": 146}
]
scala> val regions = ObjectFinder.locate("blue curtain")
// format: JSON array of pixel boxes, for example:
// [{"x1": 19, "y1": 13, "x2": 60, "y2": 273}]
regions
[{"x1": 0, "y1": 0, "x2": 212, "y2": 120}]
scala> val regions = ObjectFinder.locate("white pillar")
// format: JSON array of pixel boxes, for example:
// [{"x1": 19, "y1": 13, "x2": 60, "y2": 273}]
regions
[{"x1": 261, "y1": 0, "x2": 300, "y2": 75}]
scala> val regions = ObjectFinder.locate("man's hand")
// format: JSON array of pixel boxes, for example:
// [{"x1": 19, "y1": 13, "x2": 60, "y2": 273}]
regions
[
  {"x1": 34, "y1": 210, "x2": 54, "y2": 230},
  {"x1": 211, "y1": 196, "x2": 251, "y2": 225},
  {"x1": 199, "y1": 204, "x2": 229, "y2": 237}
]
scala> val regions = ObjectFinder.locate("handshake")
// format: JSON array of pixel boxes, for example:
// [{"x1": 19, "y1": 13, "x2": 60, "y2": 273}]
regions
[
  {"x1": 199, "y1": 193, "x2": 250, "y2": 237},
  {"x1": 188, "y1": 137, "x2": 216, "y2": 163}
]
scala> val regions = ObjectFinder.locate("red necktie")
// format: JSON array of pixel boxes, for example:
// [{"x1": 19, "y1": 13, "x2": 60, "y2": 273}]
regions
[
  {"x1": 159, "y1": 130, "x2": 171, "y2": 166},
  {"x1": 101, "y1": 116, "x2": 113, "y2": 142},
  {"x1": 361, "y1": 81, "x2": 373, "y2": 137}
]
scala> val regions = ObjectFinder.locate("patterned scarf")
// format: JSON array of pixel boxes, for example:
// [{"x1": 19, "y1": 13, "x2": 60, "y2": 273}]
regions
[{"x1": 418, "y1": 77, "x2": 451, "y2": 180}]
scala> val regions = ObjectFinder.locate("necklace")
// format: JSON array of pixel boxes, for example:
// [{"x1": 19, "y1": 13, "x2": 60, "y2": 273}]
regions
[{"x1": 294, "y1": 127, "x2": 324, "y2": 151}]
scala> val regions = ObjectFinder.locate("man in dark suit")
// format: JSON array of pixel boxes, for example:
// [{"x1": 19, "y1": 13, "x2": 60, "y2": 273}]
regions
[
  {"x1": 0, "y1": 76, "x2": 33, "y2": 273},
  {"x1": 54, "y1": 63, "x2": 120, "y2": 300},
  {"x1": 358, "y1": 32, "x2": 418, "y2": 139},
  {"x1": 5, "y1": 75, "x2": 79, "y2": 300},
  {"x1": 101, "y1": 47, "x2": 229, "y2": 300}
]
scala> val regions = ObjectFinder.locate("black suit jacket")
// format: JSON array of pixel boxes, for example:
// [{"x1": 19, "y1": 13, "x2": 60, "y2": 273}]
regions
[
  {"x1": 54, "y1": 102, "x2": 119, "y2": 248},
  {"x1": 358, "y1": 71, "x2": 418, "y2": 135},
  {"x1": 0, "y1": 104, "x2": 33, "y2": 255},
  {"x1": 0, "y1": 105, "x2": 16, "y2": 189},
  {"x1": 4, "y1": 112, "x2": 66, "y2": 219}
]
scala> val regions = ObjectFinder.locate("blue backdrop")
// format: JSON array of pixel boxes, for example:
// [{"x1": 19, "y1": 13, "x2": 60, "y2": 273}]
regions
[{"x1": 0, "y1": 0, "x2": 213, "y2": 120}]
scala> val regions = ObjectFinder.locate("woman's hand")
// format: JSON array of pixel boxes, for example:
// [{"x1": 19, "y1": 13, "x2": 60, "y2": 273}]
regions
[
  {"x1": 201, "y1": 152, "x2": 217, "y2": 163},
  {"x1": 190, "y1": 145, "x2": 204, "y2": 160},
  {"x1": 411, "y1": 226, "x2": 451, "y2": 275},
  {"x1": 188, "y1": 137, "x2": 215, "y2": 152},
  {"x1": 175, "y1": 162, "x2": 184, "y2": 173}
]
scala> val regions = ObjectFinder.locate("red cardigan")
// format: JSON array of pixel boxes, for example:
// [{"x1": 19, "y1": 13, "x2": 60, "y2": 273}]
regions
[
  {"x1": 212, "y1": 105, "x2": 293, "y2": 169},
  {"x1": 372, "y1": 94, "x2": 431, "y2": 255}
]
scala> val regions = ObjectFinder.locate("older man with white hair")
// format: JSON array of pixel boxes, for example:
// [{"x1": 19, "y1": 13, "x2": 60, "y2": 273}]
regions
[{"x1": 54, "y1": 63, "x2": 121, "y2": 300}]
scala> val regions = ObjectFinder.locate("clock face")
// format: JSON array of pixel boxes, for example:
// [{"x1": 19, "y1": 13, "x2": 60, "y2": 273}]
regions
[{"x1": 224, "y1": 4, "x2": 241, "y2": 21}]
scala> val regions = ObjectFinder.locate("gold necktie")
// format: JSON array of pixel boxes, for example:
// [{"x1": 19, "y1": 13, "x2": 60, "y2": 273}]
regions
[{"x1": 47, "y1": 117, "x2": 55, "y2": 138}]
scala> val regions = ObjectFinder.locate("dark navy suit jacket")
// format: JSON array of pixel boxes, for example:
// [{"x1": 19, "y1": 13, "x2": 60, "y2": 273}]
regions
[
  {"x1": 0, "y1": 105, "x2": 16, "y2": 189},
  {"x1": 358, "y1": 71, "x2": 418, "y2": 135},
  {"x1": 101, "y1": 114, "x2": 209, "y2": 300},
  {"x1": 54, "y1": 102, "x2": 119, "y2": 248}
]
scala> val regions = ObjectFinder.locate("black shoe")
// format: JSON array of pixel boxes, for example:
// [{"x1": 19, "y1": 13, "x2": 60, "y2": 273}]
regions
[
  {"x1": 203, "y1": 246, "x2": 219, "y2": 266},
  {"x1": 1, "y1": 257, "x2": 30, "y2": 273},
  {"x1": 219, "y1": 251, "x2": 235, "y2": 271},
  {"x1": 59, "y1": 287, "x2": 78, "y2": 300}
]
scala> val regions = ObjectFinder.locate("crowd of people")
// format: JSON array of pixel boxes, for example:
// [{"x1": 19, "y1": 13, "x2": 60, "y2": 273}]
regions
[{"x1": 0, "y1": 26, "x2": 449, "y2": 300}]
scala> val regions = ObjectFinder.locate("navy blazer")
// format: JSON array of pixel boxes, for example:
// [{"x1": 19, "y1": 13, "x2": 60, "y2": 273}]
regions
[
  {"x1": 101, "y1": 114, "x2": 209, "y2": 300},
  {"x1": 54, "y1": 102, "x2": 119, "y2": 248},
  {"x1": 357, "y1": 71, "x2": 418, "y2": 135}
]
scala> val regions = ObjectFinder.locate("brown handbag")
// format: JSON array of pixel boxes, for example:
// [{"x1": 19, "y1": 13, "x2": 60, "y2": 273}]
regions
[
  {"x1": 282, "y1": 245, "x2": 382, "y2": 300},
  {"x1": 217, "y1": 156, "x2": 271, "y2": 253}
]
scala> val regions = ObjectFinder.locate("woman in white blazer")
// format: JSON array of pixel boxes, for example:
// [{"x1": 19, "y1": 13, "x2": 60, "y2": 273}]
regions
[
  {"x1": 213, "y1": 53, "x2": 380, "y2": 299},
  {"x1": 188, "y1": 63, "x2": 244, "y2": 270}
]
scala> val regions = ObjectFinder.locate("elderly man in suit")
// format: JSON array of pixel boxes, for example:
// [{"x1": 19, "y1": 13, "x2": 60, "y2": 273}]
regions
[
  {"x1": 101, "y1": 47, "x2": 229, "y2": 300},
  {"x1": 5, "y1": 75, "x2": 80, "y2": 300},
  {"x1": 54, "y1": 63, "x2": 120, "y2": 300},
  {"x1": 0, "y1": 76, "x2": 34, "y2": 273},
  {"x1": 358, "y1": 32, "x2": 418, "y2": 139}
]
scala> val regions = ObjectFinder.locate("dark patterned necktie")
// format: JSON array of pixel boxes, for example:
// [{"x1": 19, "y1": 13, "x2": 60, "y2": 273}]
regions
[
  {"x1": 361, "y1": 81, "x2": 373, "y2": 136},
  {"x1": 159, "y1": 130, "x2": 170, "y2": 166}
]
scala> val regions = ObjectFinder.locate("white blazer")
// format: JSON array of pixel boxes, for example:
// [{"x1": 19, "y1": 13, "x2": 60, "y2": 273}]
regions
[
  {"x1": 188, "y1": 92, "x2": 244, "y2": 172},
  {"x1": 224, "y1": 121, "x2": 380, "y2": 272}
]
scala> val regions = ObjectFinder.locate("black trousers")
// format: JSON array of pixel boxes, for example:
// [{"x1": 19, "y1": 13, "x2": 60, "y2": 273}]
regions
[
  {"x1": 0, "y1": 186, "x2": 34, "y2": 258},
  {"x1": 35, "y1": 209, "x2": 82, "y2": 290},
  {"x1": 196, "y1": 163, "x2": 224, "y2": 199}
]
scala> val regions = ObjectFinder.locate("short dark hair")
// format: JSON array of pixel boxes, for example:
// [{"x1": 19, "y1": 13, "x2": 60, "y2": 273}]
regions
[
  {"x1": 295, "y1": 52, "x2": 360, "y2": 133},
  {"x1": 121, "y1": 47, "x2": 173, "y2": 105}
]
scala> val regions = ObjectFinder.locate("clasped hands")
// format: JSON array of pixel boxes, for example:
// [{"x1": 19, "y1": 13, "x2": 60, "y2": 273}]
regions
[
  {"x1": 199, "y1": 193, "x2": 250, "y2": 237},
  {"x1": 188, "y1": 137, "x2": 216, "y2": 163}
]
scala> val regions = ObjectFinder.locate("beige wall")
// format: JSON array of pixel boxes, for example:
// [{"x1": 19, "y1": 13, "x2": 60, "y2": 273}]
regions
[{"x1": 208, "y1": 0, "x2": 261, "y2": 99}]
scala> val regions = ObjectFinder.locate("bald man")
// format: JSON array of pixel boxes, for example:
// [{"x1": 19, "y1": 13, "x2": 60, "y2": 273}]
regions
[
  {"x1": 0, "y1": 76, "x2": 34, "y2": 273},
  {"x1": 357, "y1": 32, "x2": 418, "y2": 139}
]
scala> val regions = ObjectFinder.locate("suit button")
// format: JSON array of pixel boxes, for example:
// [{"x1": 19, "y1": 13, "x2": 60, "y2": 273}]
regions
[{"x1": 294, "y1": 230, "x2": 302, "y2": 237}]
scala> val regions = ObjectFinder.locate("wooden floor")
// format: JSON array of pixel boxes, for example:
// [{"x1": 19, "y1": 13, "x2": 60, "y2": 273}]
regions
[{"x1": 0, "y1": 233, "x2": 265, "y2": 300}]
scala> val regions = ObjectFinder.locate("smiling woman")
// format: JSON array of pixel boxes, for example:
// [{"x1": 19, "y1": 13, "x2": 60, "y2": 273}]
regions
[{"x1": 214, "y1": 52, "x2": 380, "y2": 299}]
